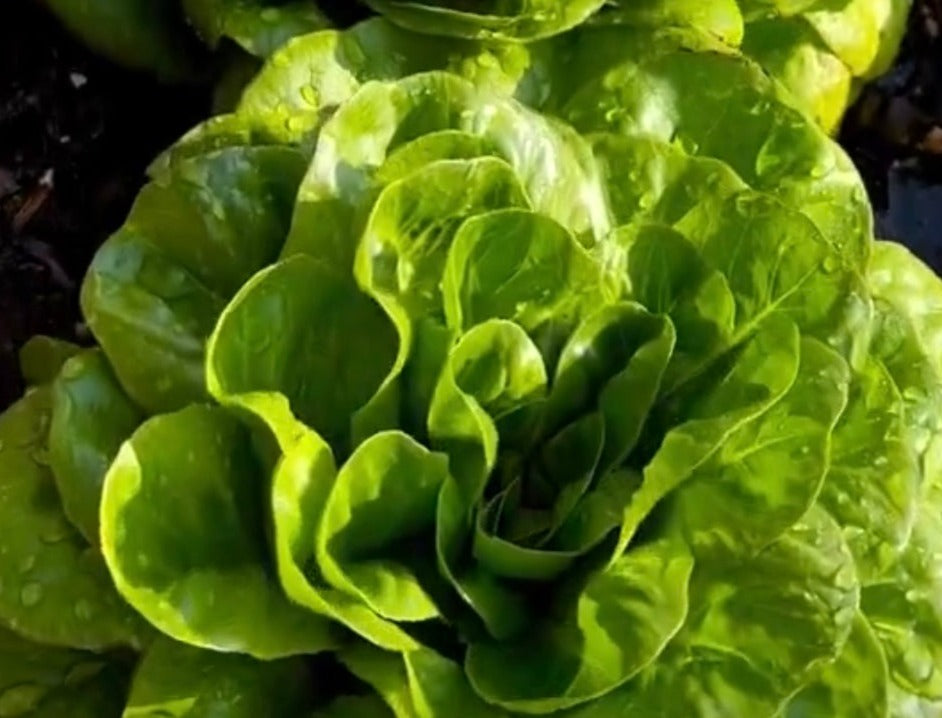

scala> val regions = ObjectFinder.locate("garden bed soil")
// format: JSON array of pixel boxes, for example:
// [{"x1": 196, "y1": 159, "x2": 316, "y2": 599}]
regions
[
  {"x1": 1, "y1": 0, "x2": 940, "y2": 411},
  {"x1": 0, "y1": 2, "x2": 208, "y2": 409},
  {"x1": 839, "y1": 0, "x2": 942, "y2": 265}
]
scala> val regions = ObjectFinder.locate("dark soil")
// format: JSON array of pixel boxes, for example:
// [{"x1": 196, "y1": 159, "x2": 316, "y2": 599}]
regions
[
  {"x1": 0, "y1": 1, "x2": 940, "y2": 412},
  {"x1": 0, "y1": 2, "x2": 209, "y2": 409},
  {"x1": 839, "y1": 0, "x2": 942, "y2": 266}
]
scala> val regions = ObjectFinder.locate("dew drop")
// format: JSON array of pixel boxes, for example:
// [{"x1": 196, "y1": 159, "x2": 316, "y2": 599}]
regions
[
  {"x1": 20, "y1": 583, "x2": 43, "y2": 607},
  {"x1": 40, "y1": 520, "x2": 70, "y2": 545},
  {"x1": 477, "y1": 53, "x2": 499, "y2": 70},
  {"x1": 285, "y1": 115, "x2": 308, "y2": 135},
  {"x1": 59, "y1": 358, "x2": 84, "y2": 380},
  {"x1": 74, "y1": 599, "x2": 93, "y2": 621},
  {"x1": 299, "y1": 85, "x2": 318, "y2": 106},
  {"x1": 902, "y1": 642, "x2": 935, "y2": 685}
]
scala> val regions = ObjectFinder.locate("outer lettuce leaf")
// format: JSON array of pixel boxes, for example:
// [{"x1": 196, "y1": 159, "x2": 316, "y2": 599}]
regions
[
  {"x1": 819, "y1": 316, "x2": 923, "y2": 583},
  {"x1": 171, "y1": 14, "x2": 868, "y2": 228},
  {"x1": 45, "y1": 0, "x2": 329, "y2": 78},
  {"x1": 284, "y1": 72, "x2": 608, "y2": 268},
  {"x1": 17, "y1": 336, "x2": 81, "y2": 388},
  {"x1": 739, "y1": 0, "x2": 909, "y2": 133},
  {"x1": 740, "y1": 0, "x2": 911, "y2": 78},
  {"x1": 155, "y1": 17, "x2": 529, "y2": 157},
  {"x1": 100, "y1": 404, "x2": 340, "y2": 658},
  {"x1": 203, "y1": 392, "x2": 423, "y2": 653},
  {"x1": 49, "y1": 350, "x2": 143, "y2": 545},
  {"x1": 669, "y1": 337, "x2": 850, "y2": 557},
  {"x1": 280, "y1": 21, "x2": 867, "y2": 262},
  {"x1": 869, "y1": 242, "x2": 942, "y2": 373},
  {"x1": 207, "y1": 255, "x2": 397, "y2": 453},
  {"x1": 565, "y1": 506, "x2": 859, "y2": 717},
  {"x1": 43, "y1": 0, "x2": 193, "y2": 80},
  {"x1": 0, "y1": 626, "x2": 130, "y2": 718},
  {"x1": 863, "y1": 493, "x2": 942, "y2": 702},
  {"x1": 123, "y1": 636, "x2": 316, "y2": 716},
  {"x1": 226, "y1": 19, "x2": 493, "y2": 147},
  {"x1": 563, "y1": 646, "x2": 783, "y2": 718},
  {"x1": 742, "y1": 16, "x2": 853, "y2": 133},
  {"x1": 598, "y1": 0, "x2": 745, "y2": 45},
  {"x1": 363, "y1": 0, "x2": 608, "y2": 41},
  {"x1": 182, "y1": 0, "x2": 330, "y2": 57},
  {"x1": 82, "y1": 146, "x2": 306, "y2": 414},
  {"x1": 784, "y1": 611, "x2": 889, "y2": 718},
  {"x1": 602, "y1": 0, "x2": 910, "y2": 132},
  {"x1": 538, "y1": 26, "x2": 870, "y2": 264},
  {"x1": 687, "y1": 507, "x2": 859, "y2": 700},
  {"x1": 0, "y1": 387, "x2": 147, "y2": 651}
]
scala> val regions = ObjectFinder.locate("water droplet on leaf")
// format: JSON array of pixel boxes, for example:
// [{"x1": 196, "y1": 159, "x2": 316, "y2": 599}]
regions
[
  {"x1": 40, "y1": 521, "x2": 70, "y2": 545},
  {"x1": 300, "y1": 85, "x2": 318, "y2": 106},
  {"x1": 19, "y1": 583, "x2": 42, "y2": 607},
  {"x1": 74, "y1": 599, "x2": 93, "y2": 620},
  {"x1": 285, "y1": 115, "x2": 308, "y2": 135}
]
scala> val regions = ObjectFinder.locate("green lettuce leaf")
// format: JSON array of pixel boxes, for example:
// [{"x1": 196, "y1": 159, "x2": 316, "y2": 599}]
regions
[
  {"x1": 100, "y1": 404, "x2": 340, "y2": 658},
  {"x1": 362, "y1": 0, "x2": 608, "y2": 41},
  {"x1": 42, "y1": 0, "x2": 193, "y2": 80},
  {"x1": 82, "y1": 146, "x2": 306, "y2": 414},
  {"x1": 0, "y1": 387, "x2": 147, "y2": 651},
  {"x1": 182, "y1": 0, "x2": 330, "y2": 57},
  {"x1": 0, "y1": 626, "x2": 130, "y2": 718},
  {"x1": 123, "y1": 636, "x2": 315, "y2": 716}
]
